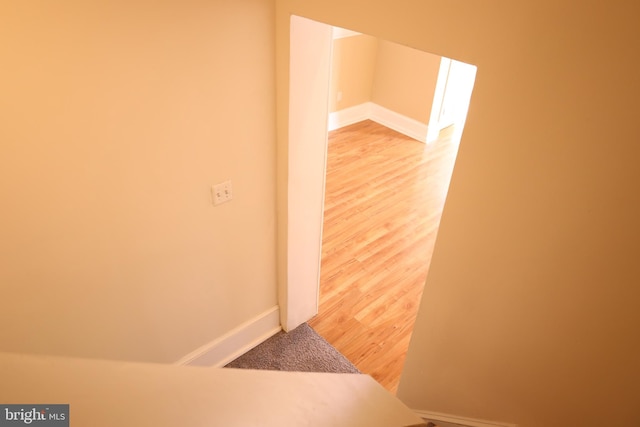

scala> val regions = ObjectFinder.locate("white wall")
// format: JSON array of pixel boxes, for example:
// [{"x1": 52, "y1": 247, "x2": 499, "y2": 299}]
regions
[
  {"x1": 276, "y1": 1, "x2": 640, "y2": 426},
  {"x1": 0, "y1": 0, "x2": 277, "y2": 363}
]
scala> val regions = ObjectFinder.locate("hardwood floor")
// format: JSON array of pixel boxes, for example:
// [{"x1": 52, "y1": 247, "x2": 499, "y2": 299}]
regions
[{"x1": 308, "y1": 120, "x2": 460, "y2": 394}]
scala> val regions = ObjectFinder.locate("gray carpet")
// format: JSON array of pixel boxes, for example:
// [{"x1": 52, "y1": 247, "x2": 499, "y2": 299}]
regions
[{"x1": 225, "y1": 323, "x2": 360, "y2": 373}]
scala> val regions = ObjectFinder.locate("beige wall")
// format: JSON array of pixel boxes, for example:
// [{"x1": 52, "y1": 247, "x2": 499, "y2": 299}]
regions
[
  {"x1": 328, "y1": 35, "x2": 440, "y2": 124},
  {"x1": 329, "y1": 34, "x2": 378, "y2": 112},
  {"x1": 276, "y1": 1, "x2": 640, "y2": 426},
  {"x1": 0, "y1": 0, "x2": 277, "y2": 363},
  {"x1": 371, "y1": 40, "x2": 441, "y2": 123}
]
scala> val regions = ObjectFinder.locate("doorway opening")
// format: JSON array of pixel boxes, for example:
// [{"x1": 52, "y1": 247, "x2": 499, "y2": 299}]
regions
[{"x1": 287, "y1": 16, "x2": 477, "y2": 394}]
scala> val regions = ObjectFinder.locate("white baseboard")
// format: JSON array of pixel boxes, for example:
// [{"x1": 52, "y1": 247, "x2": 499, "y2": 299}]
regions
[
  {"x1": 328, "y1": 103, "x2": 371, "y2": 131},
  {"x1": 414, "y1": 410, "x2": 517, "y2": 427},
  {"x1": 175, "y1": 306, "x2": 281, "y2": 367},
  {"x1": 328, "y1": 102, "x2": 429, "y2": 143},
  {"x1": 369, "y1": 103, "x2": 429, "y2": 143}
]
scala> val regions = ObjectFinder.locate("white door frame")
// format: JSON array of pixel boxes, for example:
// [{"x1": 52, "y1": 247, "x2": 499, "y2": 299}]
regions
[
  {"x1": 282, "y1": 17, "x2": 476, "y2": 331},
  {"x1": 280, "y1": 15, "x2": 333, "y2": 331}
]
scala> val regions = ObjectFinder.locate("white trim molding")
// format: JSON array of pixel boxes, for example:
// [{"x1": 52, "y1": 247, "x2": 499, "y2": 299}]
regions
[
  {"x1": 328, "y1": 102, "x2": 429, "y2": 143},
  {"x1": 328, "y1": 102, "x2": 371, "y2": 131},
  {"x1": 175, "y1": 306, "x2": 281, "y2": 367},
  {"x1": 369, "y1": 103, "x2": 429, "y2": 143},
  {"x1": 332, "y1": 26, "x2": 362, "y2": 40},
  {"x1": 414, "y1": 410, "x2": 518, "y2": 427}
]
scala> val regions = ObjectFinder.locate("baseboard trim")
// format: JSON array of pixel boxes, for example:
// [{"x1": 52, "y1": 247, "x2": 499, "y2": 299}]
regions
[
  {"x1": 369, "y1": 103, "x2": 429, "y2": 143},
  {"x1": 413, "y1": 410, "x2": 517, "y2": 427},
  {"x1": 175, "y1": 306, "x2": 282, "y2": 367},
  {"x1": 328, "y1": 102, "x2": 429, "y2": 142},
  {"x1": 328, "y1": 103, "x2": 371, "y2": 131}
]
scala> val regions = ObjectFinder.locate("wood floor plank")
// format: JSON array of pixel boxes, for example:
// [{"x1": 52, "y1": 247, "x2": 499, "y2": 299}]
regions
[{"x1": 308, "y1": 120, "x2": 459, "y2": 395}]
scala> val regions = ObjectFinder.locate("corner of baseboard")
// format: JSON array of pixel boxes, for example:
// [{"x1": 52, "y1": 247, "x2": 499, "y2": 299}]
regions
[
  {"x1": 369, "y1": 103, "x2": 429, "y2": 143},
  {"x1": 413, "y1": 410, "x2": 517, "y2": 427},
  {"x1": 328, "y1": 102, "x2": 429, "y2": 143},
  {"x1": 328, "y1": 102, "x2": 372, "y2": 131},
  {"x1": 175, "y1": 305, "x2": 282, "y2": 368}
]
